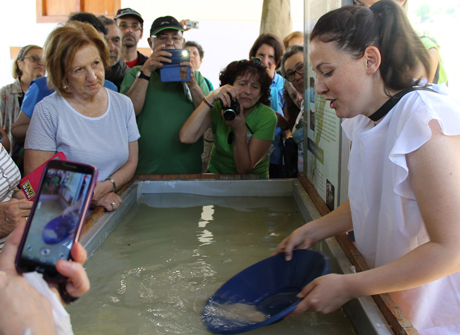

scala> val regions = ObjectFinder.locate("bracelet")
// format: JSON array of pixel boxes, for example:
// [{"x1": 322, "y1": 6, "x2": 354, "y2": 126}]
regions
[
  {"x1": 58, "y1": 283, "x2": 79, "y2": 305},
  {"x1": 105, "y1": 177, "x2": 117, "y2": 193},
  {"x1": 203, "y1": 97, "x2": 214, "y2": 109}
]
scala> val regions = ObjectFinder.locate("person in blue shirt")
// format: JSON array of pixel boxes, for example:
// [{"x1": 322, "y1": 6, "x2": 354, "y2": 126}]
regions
[{"x1": 249, "y1": 33, "x2": 286, "y2": 178}]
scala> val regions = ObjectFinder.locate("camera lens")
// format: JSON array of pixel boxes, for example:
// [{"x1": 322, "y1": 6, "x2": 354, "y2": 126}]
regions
[
  {"x1": 223, "y1": 109, "x2": 237, "y2": 121},
  {"x1": 221, "y1": 99, "x2": 240, "y2": 121}
]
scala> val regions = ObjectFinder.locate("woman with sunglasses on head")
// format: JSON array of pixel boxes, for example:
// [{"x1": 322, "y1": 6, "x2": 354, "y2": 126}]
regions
[
  {"x1": 0, "y1": 45, "x2": 45, "y2": 156},
  {"x1": 275, "y1": 1, "x2": 460, "y2": 333},
  {"x1": 180, "y1": 59, "x2": 276, "y2": 179}
]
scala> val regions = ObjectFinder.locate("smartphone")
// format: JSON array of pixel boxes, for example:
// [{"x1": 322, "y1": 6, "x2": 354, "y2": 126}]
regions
[
  {"x1": 160, "y1": 49, "x2": 191, "y2": 82},
  {"x1": 185, "y1": 20, "x2": 199, "y2": 29},
  {"x1": 15, "y1": 160, "x2": 98, "y2": 282}
]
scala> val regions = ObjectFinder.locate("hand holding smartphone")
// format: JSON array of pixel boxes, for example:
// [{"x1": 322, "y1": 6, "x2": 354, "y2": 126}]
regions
[{"x1": 15, "y1": 161, "x2": 98, "y2": 282}]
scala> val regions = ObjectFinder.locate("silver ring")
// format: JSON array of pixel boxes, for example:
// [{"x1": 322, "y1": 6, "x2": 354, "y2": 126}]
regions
[{"x1": 111, "y1": 201, "x2": 117, "y2": 208}]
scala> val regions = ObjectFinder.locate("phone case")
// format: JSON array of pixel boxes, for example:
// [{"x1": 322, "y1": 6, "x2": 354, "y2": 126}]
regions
[
  {"x1": 15, "y1": 160, "x2": 98, "y2": 282},
  {"x1": 160, "y1": 66, "x2": 191, "y2": 82},
  {"x1": 19, "y1": 152, "x2": 67, "y2": 201}
]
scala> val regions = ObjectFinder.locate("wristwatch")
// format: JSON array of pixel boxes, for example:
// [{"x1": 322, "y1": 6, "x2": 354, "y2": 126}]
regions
[
  {"x1": 136, "y1": 70, "x2": 150, "y2": 81},
  {"x1": 58, "y1": 283, "x2": 79, "y2": 305},
  {"x1": 105, "y1": 177, "x2": 117, "y2": 193}
]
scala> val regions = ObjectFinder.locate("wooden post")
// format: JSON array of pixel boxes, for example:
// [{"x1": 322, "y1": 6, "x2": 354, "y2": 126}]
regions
[{"x1": 260, "y1": 0, "x2": 293, "y2": 40}]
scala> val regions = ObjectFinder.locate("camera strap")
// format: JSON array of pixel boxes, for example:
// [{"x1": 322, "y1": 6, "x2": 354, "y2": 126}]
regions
[
  {"x1": 245, "y1": 123, "x2": 254, "y2": 135},
  {"x1": 182, "y1": 83, "x2": 193, "y2": 104}
]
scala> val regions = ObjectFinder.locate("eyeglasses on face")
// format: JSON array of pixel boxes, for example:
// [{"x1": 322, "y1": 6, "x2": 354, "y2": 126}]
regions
[
  {"x1": 118, "y1": 23, "x2": 142, "y2": 31},
  {"x1": 285, "y1": 63, "x2": 304, "y2": 82},
  {"x1": 153, "y1": 35, "x2": 184, "y2": 43},
  {"x1": 23, "y1": 55, "x2": 42, "y2": 63}
]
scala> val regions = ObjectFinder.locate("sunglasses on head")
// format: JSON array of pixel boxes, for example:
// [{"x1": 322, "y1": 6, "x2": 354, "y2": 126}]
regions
[{"x1": 17, "y1": 45, "x2": 32, "y2": 61}]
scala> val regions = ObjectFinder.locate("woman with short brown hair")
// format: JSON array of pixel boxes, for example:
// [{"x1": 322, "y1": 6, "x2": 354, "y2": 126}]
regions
[{"x1": 25, "y1": 21, "x2": 140, "y2": 212}]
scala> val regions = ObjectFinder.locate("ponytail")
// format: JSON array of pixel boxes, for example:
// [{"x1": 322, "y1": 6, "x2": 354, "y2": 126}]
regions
[{"x1": 310, "y1": 0, "x2": 430, "y2": 93}]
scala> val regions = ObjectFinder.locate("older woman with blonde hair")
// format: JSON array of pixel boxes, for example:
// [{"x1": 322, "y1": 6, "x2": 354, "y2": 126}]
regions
[
  {"x1": 25, "y1": 21, "x2": 140, "y2": 212},
  {"x1": 0, "y1": 45, "x2": 45, "y2": 155}
]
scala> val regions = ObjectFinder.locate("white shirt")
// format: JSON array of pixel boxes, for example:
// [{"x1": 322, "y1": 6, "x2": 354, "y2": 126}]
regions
[{"x1": 342, "y1": 85, "x2": 460, "y2": 334}]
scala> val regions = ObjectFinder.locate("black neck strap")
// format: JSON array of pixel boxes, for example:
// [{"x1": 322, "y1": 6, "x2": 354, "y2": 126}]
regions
[{"x1": 368, "y1": 87, "x2": 436, "y2": 122}]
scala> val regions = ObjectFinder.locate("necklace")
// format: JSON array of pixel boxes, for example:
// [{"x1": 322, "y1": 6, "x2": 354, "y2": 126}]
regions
[{"x1": 368, "y1": 87, "x2": 435, "y2": 122}]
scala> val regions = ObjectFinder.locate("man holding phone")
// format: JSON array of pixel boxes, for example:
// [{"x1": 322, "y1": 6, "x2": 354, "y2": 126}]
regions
[{"x1": 121, "y1": 16, "x2": 209, "y2": 175}]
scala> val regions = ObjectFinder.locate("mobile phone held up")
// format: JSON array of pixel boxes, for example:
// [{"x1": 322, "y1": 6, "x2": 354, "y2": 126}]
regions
[
  {"x1": 15, "y1": 160, "x2": 98, "y2": 282},
  {"x1": 185, "y1": 20, "x2": 199, "y2": 29},
  {"x1": 160, "y1": 49, "x2": 191, "y2": 82}
]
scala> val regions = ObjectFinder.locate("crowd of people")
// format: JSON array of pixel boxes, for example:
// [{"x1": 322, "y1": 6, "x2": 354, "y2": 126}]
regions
[{"x1": 0, "y1": 0, "x2": 458, "y2": 334}]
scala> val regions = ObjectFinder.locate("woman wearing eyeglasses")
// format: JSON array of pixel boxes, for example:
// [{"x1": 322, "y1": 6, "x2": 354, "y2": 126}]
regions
[
  {"x1": 280, "y1": 45, "x2": 306, "y2": 173},
  {"x1": 0, "y1": 45, "x2": 45, "y2": 155},
  {"x1": 180, "y1": 59, "x2": 277, "y2": 179}
]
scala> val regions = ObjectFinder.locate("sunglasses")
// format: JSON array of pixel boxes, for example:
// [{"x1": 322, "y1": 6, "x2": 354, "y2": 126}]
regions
[{"x1": 23, "y1": 55, "x2": 42, "y2": 63}]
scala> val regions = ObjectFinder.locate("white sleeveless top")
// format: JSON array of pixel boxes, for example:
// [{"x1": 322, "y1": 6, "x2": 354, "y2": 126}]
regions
[{"x1": 342, "y1": 85, "x2": 460, "y2": 334}]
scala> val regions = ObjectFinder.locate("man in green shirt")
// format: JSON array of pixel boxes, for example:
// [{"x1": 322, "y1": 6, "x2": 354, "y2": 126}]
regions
[{"x1": 121, "y1": 16, "x2": 209, "y2": 174}]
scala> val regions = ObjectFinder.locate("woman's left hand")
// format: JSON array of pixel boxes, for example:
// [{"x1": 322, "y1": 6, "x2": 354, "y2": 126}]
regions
[
  {"x1": 287, "y1": 273, "x2": 356, "y2": 318},
  {"x1": 96, "y1": 192, "x2": 122, "y2": 212}
]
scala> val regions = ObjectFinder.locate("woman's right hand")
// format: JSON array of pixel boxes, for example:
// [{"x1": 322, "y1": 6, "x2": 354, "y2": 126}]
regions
[
  {"x1": 274, "y1": 224, "x2": 317, "y2": 261},
  {"x1": 0, "y1": 199, "x2": 33, "y2": 239},
  {"x1": 208, "y1": 84, "x2": 239, "y2": 107}
]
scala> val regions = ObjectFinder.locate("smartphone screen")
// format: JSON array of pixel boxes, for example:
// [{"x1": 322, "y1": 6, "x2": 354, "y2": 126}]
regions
[{"x1": 16, "y1": 161, "x2": 97, "y2": 281}]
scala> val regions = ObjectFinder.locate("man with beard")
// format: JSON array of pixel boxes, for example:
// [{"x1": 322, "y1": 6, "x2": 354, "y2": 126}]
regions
[
  {"x1": 99, "y1": 16, "x2": 129, "y2": 90},
  {"x1": 115, "y1": 8, "x2": 148, "y2": 68}
]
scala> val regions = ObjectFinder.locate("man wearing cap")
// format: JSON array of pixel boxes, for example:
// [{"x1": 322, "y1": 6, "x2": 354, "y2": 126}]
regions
[
  {"x1": 121, "y1": 16, "x2": 209, "y2": 174},
  {"x1": 99, "y1": 16, "x2": 129, "y2": 91},
  {"x1": 115, "y1": 8, "x2": 148, "y2": 68}
]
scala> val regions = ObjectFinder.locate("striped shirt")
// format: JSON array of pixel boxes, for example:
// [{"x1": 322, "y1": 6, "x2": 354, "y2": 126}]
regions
[{"x1": 0, "y1": 143, "x2": 21, "y2": 248}]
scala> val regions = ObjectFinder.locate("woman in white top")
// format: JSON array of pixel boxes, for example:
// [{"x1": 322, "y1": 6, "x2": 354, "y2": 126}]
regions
[{"x1": 275, "y1": 1, "x2": 460, "y2": 334}]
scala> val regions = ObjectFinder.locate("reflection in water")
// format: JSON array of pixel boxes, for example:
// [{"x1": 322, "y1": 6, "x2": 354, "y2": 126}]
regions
[
  {"x1": 198, "y1": 205, "x2": 215, "y2": 245},
  {"x1": 198, "y1": 229, "x2": 214, "y2": 245},
  {"x1": 68, "y1": 195, "x2": 355, "y2": 335}
]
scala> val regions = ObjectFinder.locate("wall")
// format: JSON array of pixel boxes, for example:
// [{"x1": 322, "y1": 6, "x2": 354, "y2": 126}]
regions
[{"x1": 0, "y1": 0, "x2": 304, "y2": 88}]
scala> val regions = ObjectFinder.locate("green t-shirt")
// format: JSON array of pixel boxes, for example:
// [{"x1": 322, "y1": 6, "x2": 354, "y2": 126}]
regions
[
  {"x1": 420, "y1": 36, "x2": 448, "y2": 85},
  {"x1": 121, "y1": 66, "x2": 209, "y2": 174},
  {"x1": 207, "y1": 101, "x2": 277, "y2": 179}
]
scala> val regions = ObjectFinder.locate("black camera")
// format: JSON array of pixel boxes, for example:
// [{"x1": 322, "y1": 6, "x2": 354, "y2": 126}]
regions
[{"x1": 222, "y1": 99, "x2": 240, "y2": 121}]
